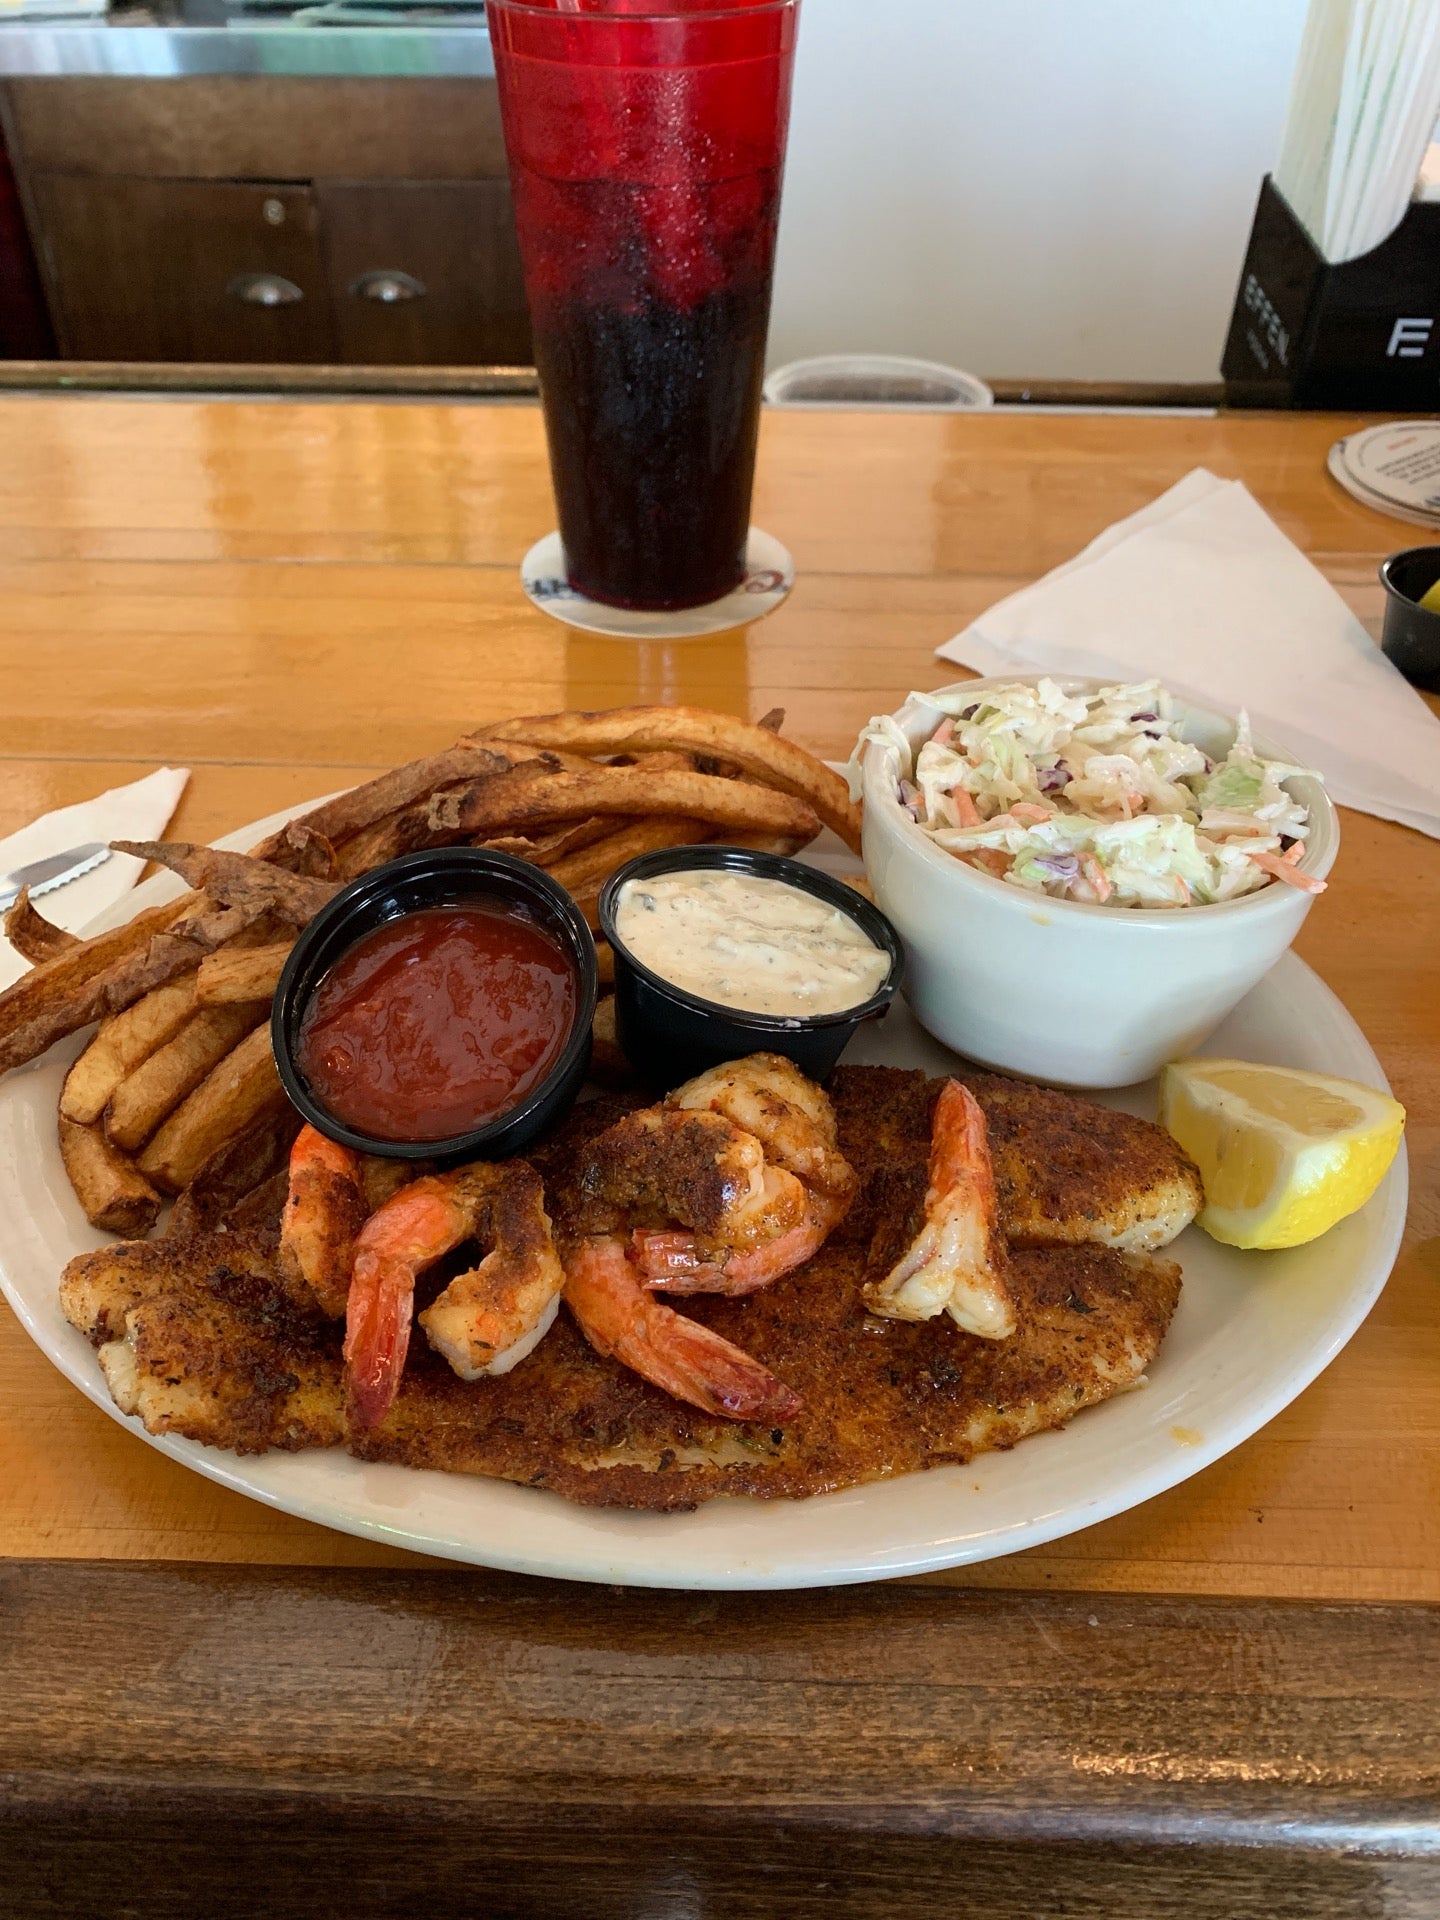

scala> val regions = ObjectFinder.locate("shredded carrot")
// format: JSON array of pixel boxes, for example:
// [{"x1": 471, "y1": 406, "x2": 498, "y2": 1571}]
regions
[
  {"x1": 1251, "y1": 850, "x2": 1326, "y2": 894},
  {"x1": 952, "y1": 785, "x2": 981, "y2": 827},
  {"x1": 967, "y1": 849, "x2": 1011, "y2": 879},
  {"x1": 1081, "y1": 854, "x2": 1112, "y2": 903},
  {"x1": 932, "y1": 717, "x2": 955, "y2": 746},
  {"x1": 1009, "y1": 802, "x2": 1051, "y2": 824}
]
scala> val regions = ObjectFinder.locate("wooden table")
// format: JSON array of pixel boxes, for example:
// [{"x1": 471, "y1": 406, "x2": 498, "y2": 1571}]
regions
[{"x1": 2, "y1": 397, "x2": 1437, "y2": 1917}]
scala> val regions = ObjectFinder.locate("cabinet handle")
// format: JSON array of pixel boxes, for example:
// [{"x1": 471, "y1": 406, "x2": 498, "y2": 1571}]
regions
[
  {"x1": 228, "y1": 273, "x2": 304, "y2": 308},
  {"x1": 351, "y1": 270, "x2": 427, "y2": 305}
]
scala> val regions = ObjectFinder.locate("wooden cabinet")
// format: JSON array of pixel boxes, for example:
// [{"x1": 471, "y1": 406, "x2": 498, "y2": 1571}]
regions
[
  {"x1": 318, "y1": 181, "x2": 530, "y2": 367},
  {"x1": 33, "y1": 175, "x2": 335, "y2": 363},
  {"x1": 2, "y1": 78, "x2": 534, "y2": 368}
]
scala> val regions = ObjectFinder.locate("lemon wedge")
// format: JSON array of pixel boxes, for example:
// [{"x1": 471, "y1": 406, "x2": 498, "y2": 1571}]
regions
[{"x1": 1158, "y1": 1059, "x2": 1405, "y2": 1250}]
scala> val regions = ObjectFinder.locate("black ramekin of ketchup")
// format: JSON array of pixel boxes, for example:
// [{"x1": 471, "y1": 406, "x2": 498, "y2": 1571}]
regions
[{"x1": 272, "y1": 848, "x2": 598, "y2": 1165}]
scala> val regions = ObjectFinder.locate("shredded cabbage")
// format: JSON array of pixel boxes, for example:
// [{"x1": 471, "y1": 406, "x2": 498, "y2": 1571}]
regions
[{"x1": 850, "y1": 679, "x2": 1321, "y2": 909}]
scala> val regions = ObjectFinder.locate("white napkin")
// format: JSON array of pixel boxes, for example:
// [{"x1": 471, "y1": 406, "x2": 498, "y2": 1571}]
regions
[
  {"x1": 935, "y1": 468, "x2": 1440, "y2": 839},
  {"x1": 0, "y1": 768, "x2": 190, "y2": 990}
]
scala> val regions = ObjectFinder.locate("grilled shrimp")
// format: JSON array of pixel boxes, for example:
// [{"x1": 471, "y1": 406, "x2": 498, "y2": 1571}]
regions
[
  {"x1": 563, "y1": 1233, "x2": 802, "y2": 1425},
  {"x1": 279, "y1": 1125, "x2": 369, "y2": 1319},
  {"x1": 342, "y1": 1161, "x2": 564, "y2": 1430},
  {"x1": 862, "y1": 1079, "x2": 1015, "y2": 1339},
  {"x1": 629, "y1": 1054, "x2": 857, "y2": 1294}
]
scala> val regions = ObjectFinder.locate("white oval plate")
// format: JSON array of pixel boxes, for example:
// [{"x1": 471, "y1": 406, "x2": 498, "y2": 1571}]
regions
[{"x1": 0, "y1": 806, "x2": 1408, "y2": 1590}]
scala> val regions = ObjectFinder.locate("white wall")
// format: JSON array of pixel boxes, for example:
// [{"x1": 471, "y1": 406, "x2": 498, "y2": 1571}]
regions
[{"x1": 769, "y1": 0, "x2": 1310, "y2": 383}]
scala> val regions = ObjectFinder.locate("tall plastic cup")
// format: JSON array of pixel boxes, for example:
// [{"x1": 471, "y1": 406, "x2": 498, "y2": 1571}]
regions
[{"x1": 488, "y1": 0, "x2": 800, "y2": 612}]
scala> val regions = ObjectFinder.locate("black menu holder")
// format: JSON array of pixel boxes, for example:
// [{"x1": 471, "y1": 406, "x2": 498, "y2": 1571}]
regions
[{"x1": 1222, "y1": 174, "x2": 1440, "y2": 408}]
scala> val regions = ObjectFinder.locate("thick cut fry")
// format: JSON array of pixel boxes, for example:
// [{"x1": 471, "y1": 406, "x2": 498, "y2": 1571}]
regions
[
  {"x1": 58, "y1": 1116, "x2": 162, "y2": 1236},
  {"x1": 194, "y1": 941, "x2": 294, "y2": 1008},
  {"x1": 332, "y1": 783, "x2": 494, "y2": 878},
  {"x1": 594, "y1": 940, "x2": 615, "y2": 988},
  {"x1": 331, "y1": 750, "x2": 596, "y2": 878},
  {"x1": 0, "y1": 897, "x2": 208, "y2": 1075},
  {"x1": 113, "y1": 842, "x2": 340, "y2": 925},
  {"x1": 107, "y1": 1004, "x2": 267, "y2": 1151},
  {"x1": 166, "y1": 1097, "x2": 301, "y2": 1239},
  {"x1": 61, "y1": 974, "x2": 199, "y2": 1125},
  {"x1": 223, "y1": 1169, "x2": 289, "y2": 1233},
  {"x1": 4, "y1": 889, "x2": 78, "y2": 964},
  {"x1": 545, "y1": 816, "x2": 711, "y2": 895},
  {"x1": 712, "y1": 831, "x2": 810, "y2": 856},
  {"x1": 589, "y1": 995, "x2": 634, "y2": 1089},
  {"x1": 137, "y1": 1024, "x2": 283, "y2": 1194},
  {"x1": 246, "y1": 746, "x2": 516, "y2": 863},
  {"x1": 434, "y1": 765, "x2": 822, "y2": 845},
  {"x1": 476, "y1": 816, "x2": 622, "y2": 865},
  {"x1": 261, "y1": 821, "x2": 338, "y2": 879},
  {"x1": 470, "y1": 706, "x2": 860, "y2": 851}
]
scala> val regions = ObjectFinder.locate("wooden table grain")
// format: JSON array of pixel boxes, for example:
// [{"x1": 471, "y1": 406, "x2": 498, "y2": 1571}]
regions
[{"x1": 1, "y1": 396, "x2": 1436, "y2": 1911}]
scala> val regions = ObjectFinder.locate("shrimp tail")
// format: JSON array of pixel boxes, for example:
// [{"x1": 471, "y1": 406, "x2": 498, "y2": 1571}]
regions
[
  {"x1": 565, "y1": 1236, "x2": 802, "y2": 1424},
  {"x1": 343, "y1": 1254, "x2": 414, "y2": 1430},
  {"x1": 633, "y1": 1206, "x2": 842, "y2": 1297}
]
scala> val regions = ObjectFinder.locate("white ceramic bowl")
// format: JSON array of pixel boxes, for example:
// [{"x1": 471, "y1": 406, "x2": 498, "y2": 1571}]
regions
[{"x1": 860, "y1": 677, "x2": 1340, "y2": 1088}]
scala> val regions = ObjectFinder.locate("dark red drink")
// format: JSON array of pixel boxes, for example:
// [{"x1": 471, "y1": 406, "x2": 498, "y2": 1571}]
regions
[{"x1": 489, "y1": 0, "x2": 799, "y2": 612}]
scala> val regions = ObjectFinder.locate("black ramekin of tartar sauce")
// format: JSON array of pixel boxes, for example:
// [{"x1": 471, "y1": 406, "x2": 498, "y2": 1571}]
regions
[{"x1": 598, "y1": 845, "x2": 904, "y2": 1089}]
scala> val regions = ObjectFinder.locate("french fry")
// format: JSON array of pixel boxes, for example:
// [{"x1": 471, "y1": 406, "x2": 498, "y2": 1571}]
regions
[
  {"x1": 589, "y1": 995, "x2": 634, "y2": 1089},
  {"x1": 247, "y1": 745, "x2": 516, "y2": 864},
  {"x1": 137, "y1": 1024, "x2": 282, "y2": 1194},
  {"x1": 710, "y1": 831, "x2": 810, "y2": 856},
  {"x1": 4, "y1": 889, "x2": 78, "y2": 964},
  {"x1": 113, "y1": 842, "x2": 340, "y2": 925},
  {"x1": 107, "y1": 1004, "x2": 266, "y2": 1151},
  {"x1": 476, "y1": 816, "x2": 623, "y2": 865},
  {"x1": 469, "y1": 706, "x2": 861, "y2": 851},
  {"x1": 329, "y1": 751, "x2": 596, "y2": 879},
  {"x1": 165, "y1": 1097, "x2": 300, "y2": 1239},
  {"x1": 594, "y1": 940, "x2": 615, "y2": 988},
  {"x1": 544, "y1": 816, "x2": 711, "y2": 896},
  {"x1": 222, "y1": 1169, "x2": 289, "y2": 1233},
  {"x1": 434, "y1": 765, "x2": 822, "y2": 845},
  {"x1": 60, "y1": 974, "x2": 199, "y2": 1125},
  {"x1": 58, "y1": 1116, "x2": 162, "y2": 1236},
  {"x1": 261, "y1": 821, "x2": 338, "y2": 880},
  {"x1": 0, "y1": 897, "x2": 205, "y2": 1075},
  {"x1": 194, "y1": 941, "x2": 295, "y2": 1007}
]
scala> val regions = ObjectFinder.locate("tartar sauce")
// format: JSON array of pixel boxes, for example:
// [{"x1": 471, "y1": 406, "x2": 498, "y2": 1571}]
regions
[{"x1": 614, "y1": 870, "x2": 888, "y2": 1018}]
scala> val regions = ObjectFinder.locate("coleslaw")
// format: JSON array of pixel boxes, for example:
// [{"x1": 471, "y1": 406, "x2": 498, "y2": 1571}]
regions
[{"x1": 851, "y1": 679, "x2": 1325, "y2": 909}]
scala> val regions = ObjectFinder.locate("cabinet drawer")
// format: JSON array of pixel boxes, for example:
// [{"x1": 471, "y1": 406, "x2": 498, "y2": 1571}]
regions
[
  {"x1": 34, "y1": 175, "x2": 335, "y2": 363},
  {"x1": 318, "y1": 180, "x2": 531, "y2": 367}
]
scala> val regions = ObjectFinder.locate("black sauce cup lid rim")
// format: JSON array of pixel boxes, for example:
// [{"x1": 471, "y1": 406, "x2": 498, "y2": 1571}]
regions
[
  {"x1": 597, "y1": 844, "x2": 905, "y2": 1032},
  {"x1": 273, "y1": 847, "x2": 598, "y2": 1160}
]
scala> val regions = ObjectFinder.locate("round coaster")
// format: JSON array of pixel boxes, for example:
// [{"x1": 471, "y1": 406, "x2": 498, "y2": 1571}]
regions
[
  {"x1": 1336, "y1": 422, "x2": 1440, "y2": 523},
  {"x1": 520, "y1": 528, "x2": 794, "y2": 639},
  {"x1": 1328, "y1": 437, "x2": 1440, "y2": 529}
]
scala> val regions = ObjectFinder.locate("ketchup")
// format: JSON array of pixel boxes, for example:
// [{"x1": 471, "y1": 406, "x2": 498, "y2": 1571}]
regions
[{"x1": 296, "y1": 905, "x2": 576, "y2": 1143}]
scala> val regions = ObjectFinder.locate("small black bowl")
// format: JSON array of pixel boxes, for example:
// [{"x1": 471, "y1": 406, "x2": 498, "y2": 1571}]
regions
[
  {"x1": 1379, "y1": 546, "x2": 1440, "y2": 691},
  {"x1": 273, "y1": 848, "x2": 598, "y2": 1165},
  {"x1": 598, "y1": 845, "x2": 904, "y2": 1090}
]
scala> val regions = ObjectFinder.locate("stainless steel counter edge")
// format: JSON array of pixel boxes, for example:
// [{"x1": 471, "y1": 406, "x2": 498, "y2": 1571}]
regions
[{"x1": 0, "y1": 19, "x2": 495, "y2": 79}]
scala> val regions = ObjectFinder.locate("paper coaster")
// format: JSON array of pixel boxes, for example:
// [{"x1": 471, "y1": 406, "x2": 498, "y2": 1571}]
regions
[
  {"x1": 520, "y1": 528, "x2": 794, "y2": 639},
  {"x1": 1329, "y1": 422, "x2": 1440, "y2": 525},
  {"x1": 1328, "y1": 437, "x2": 1440, "y2": 526}
]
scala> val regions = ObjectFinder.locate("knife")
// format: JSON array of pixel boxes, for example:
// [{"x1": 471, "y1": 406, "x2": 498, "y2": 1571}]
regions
[{"x1": 0, "y1": 843, "x2": 113, "y2": 915}]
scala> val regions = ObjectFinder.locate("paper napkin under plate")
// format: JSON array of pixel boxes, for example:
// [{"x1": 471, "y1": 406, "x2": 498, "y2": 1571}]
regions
[
  {"x1": 0, "y1": 768, "x2": 190, "y2": 991},
  {"x1": 935, "y1": 468, "x2": 1440, "y2": 839}
]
